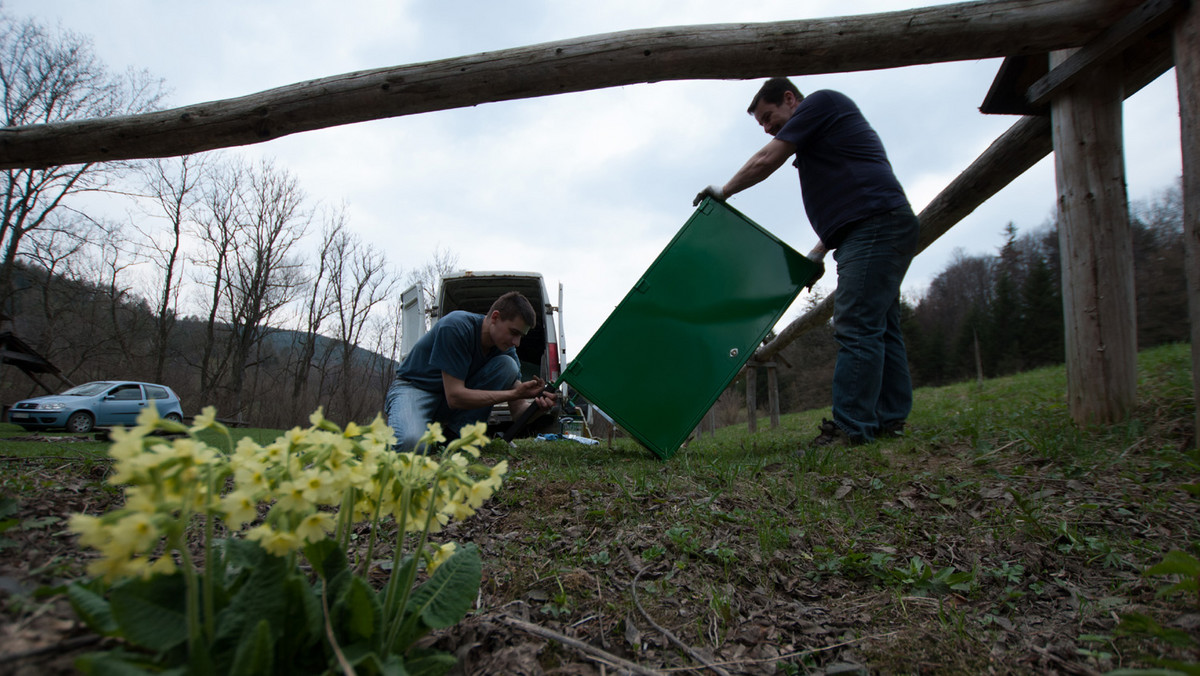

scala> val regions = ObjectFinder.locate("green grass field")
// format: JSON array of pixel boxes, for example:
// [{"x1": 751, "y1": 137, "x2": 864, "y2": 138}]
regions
[{"x1": 2, "y1": 343, "x2": 1197, "y2": 674}]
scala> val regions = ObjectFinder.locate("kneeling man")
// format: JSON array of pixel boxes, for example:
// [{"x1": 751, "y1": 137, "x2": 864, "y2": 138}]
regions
[{"x1": 385, "y1": 291, "x2": 556, "y2": 452}]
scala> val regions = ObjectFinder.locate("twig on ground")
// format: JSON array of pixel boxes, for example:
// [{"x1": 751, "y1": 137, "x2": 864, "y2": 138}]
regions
[
  {"x1": 657, "y1": 630, "x2": 900, "y2": 673},
  {"x1": 500, "y1": 614, "x2": 663, "y2": 676},
  {"x1": 631, "y1": 566, "x2": 732, "y2": 676},
  {"x1": 0, "y1": 635, "x2": 102, "y2": 666}
]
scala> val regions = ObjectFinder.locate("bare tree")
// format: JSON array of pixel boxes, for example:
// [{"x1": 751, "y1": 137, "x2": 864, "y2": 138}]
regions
[
  {"x1": 0, "y1": 11, "x2": 163, "y2": 311},
  {"x1": 191, "y1": 158, "x2": 244, "y2": 405},
  {"x1": 404, "y1": 245, "x2": 459, "y2": 329},
  {"x1": 327, "y1": 227, "x2": 397, "y2": 422},
  {"x1": 136, "y1": 155, "x2": 204, "y2": 382},
  {"x1": 222, "y1": 159, "x2": 309, "y2": 421},
  {"x1": 290, "y1": 208, "x2": 342, "y2": 420}
]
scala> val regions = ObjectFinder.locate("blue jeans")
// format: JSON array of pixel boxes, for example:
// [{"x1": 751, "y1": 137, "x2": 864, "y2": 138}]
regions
[
  {"x1": 384, "y1": 355, "x2": 519, "y2": 453},
  {"x1": 831, "y1": 208, "x2": 919, "y2": 441}
]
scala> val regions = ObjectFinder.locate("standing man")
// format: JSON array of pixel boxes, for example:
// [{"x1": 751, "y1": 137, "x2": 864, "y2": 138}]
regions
[
  {"x1": 385, "y1": 291, "x2": 556, "y2": 452},
  {"x1": 694, "y1": 77, "x2": 919, "y2": 447}
]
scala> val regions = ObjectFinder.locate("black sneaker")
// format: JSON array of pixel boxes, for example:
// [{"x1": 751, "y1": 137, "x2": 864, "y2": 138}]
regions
[
  {"x1": 811, "y1": 418, "x2": 864, "y2": 447},
  {"x1": 879, "y1": 420, "x2": 907, "y2": 439}
]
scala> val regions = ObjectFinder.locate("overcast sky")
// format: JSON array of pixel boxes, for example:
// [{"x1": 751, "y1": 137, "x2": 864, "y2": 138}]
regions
[{"x1": 6, "y1": 0, "x2": 1184, "y2": 357}]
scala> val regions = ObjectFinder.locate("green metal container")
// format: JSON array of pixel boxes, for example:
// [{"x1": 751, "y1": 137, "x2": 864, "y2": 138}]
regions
[{"x1": 560, "y1": 199, "x2": 821, "y2": 459}]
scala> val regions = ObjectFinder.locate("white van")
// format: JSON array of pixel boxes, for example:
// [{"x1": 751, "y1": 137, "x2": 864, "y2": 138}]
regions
[{"x1": 399, "y1": 270, "x2": 566, "y2": 435}]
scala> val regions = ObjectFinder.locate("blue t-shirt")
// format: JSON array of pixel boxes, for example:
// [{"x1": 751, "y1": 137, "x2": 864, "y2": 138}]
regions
[
  {"x1": 774, "y1": 89, "x2": 910, "y2": 247},
  {"x1": 395, "y1": 311, "x2": 518, "y2": 394}
]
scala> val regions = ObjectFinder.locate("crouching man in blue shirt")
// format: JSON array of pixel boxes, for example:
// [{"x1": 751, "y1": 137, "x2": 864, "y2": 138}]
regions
[{"x1": 385, "y1": 291, "x2": 557, "y2": 452}]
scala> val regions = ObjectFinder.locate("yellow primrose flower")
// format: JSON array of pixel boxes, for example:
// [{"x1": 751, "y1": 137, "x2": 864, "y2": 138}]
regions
[
  {"x1": 68, "y1": 514, "x2": 109, "y2": 549},
  {"x1": 106, "y1": 426, "x2": 146, "y2": 462},
  {"x1": 88, "y1": 552, "x2": 148, "y2": 583},
  {"x1": 145, "y1": 555, "x2": 177, "y2": 578},
  {"x1": 134, "y1": 404, "x2": 162, "y2": 431},
  {"x1": 275, "y1": 480, "x2": 311, "y2": 513},
  {"x1": 343, "y1": 421, "x2": 363, "y2": 437},
  {"x1": 124, "y1": 486, "x2": 159, "y2": 514},
  {"x1": 427, "y1": 542, "x2": 457, "y2": 575},
  {"x1": 234, "y1": 465, "x2": 269, "y2": 493},
  {"x1": 246, "y1": 524, "x2": 301, "y2": 557},
  {"x1": 421, "y1": 423, "x2": 446, "y2": 446},
  {"x1": 110, "y1": 512, "x2": 160, "y2": 556},
  {"x1": 441, "y1": 493, "x2": 475, "y2": 521},
  {"x1": 309, "y1": 407, "x2": 340, "y2": 432},
  {"x1": 189, "y1": 405, "x2": 218, "y2": 432},
  {"x1": 295, "y1": 512, "x2": 335, "y2": 544},
  {"x1": 221, "y1": 491, "x2": 259, "y2": 529}
]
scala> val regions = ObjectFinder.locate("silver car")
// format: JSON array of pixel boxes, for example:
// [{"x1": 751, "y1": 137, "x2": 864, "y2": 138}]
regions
[{"x1": 7, "y1": 381, "x2": 185, "y2": 433}]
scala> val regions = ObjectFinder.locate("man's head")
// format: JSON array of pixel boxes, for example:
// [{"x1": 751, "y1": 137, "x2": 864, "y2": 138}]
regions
[
  {"x1": 747, "y1": 77, "x2": 804, "y2": 137},
  {"x1": 485, "y1": 291, "x2": 537, "y2": 351}
]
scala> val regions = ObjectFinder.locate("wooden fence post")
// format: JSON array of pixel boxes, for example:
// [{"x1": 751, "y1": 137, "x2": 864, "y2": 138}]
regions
[
  {"x1": 1174, "y1": 1, "x2": 1200, "y2": 447},
  {"x1": 746, "y1": 367, "x2": 757, "y2": 434},
  {"x1": 766, "y1": 362, "x2": 781, "y2": 429},
  {"x1": 1050, "y1": 48, "x2": 1138, "y2": 424}
]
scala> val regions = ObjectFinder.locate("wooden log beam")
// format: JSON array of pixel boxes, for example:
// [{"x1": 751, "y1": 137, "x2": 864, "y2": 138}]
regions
[
  {"x1": 0, "y1": 0, "x2": 1142, "y2": 169},
  {"x1": 1027, "y1": 0, "x2": 1183, "y2": 107},
  {"x1": 1173, "y1": 4, "x2": 1200, "y2": 446},
  {"x1": 753, "y1": 28, "x2": 1171, "y2": 364},
  {"x1": 1051, "y1": 48, "x2": 1137, "y2": 424}
]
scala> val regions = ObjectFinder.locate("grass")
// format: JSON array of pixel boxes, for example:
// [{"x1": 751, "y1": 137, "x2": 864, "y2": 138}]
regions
[
  {"x1": 467, "y1": 342, "x2": 1200, "y2": 673},
  {"x1": 1, "y1": 343, "x2": 1198, "y2": 674}
]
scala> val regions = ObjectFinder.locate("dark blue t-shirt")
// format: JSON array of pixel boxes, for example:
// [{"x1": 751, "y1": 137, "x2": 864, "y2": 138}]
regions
[
  {"x1": 774, "y1": 89, "x2": 910, "y2": 247},
  {"x1": 395, "y1": 311, "x2": 518, "y2": 394}
]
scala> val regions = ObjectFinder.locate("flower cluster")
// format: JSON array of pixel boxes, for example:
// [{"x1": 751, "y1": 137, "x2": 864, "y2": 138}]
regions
[{"x1": 69, "y1": 404, "x2": 506, "y2": 582}]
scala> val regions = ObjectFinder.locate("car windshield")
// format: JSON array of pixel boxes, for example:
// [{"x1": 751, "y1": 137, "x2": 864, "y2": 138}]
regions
[{"x1": 61, "y1": 382, "x2": 116, "y2": 397}]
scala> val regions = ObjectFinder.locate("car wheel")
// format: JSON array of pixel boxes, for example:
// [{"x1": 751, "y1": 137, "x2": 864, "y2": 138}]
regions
[
  {"x1": 65, "y1": 411, "x2": 95, "y2": 434},
  {"x1": 164, "y1": 412, "x2": 183, "y2": 424}
]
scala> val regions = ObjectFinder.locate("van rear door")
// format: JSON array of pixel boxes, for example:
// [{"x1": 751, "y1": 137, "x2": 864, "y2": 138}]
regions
[{"x1": 399, "y1": 283, "x2": 427, "y2": 361}]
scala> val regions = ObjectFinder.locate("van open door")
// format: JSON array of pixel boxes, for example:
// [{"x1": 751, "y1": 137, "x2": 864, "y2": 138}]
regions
[{"x1": 399, "y1": 284, "x2": 427, "y2": 361}]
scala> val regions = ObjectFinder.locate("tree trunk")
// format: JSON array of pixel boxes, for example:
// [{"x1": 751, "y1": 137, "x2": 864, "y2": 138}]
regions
[
  {"x1": 0, "y1": 0, "x2": 1143, "y2": 169},
  {"x1": 1050, "y1": 49, "x2": 1137, "y2": 425}
]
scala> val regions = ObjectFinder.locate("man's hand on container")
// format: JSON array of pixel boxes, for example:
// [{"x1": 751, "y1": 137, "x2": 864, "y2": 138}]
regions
[
  {"x1": 693, "y1": 185, "x2": 725, "y2": 207},
  {"x1": 806, "y1": 243, "x2": 828, "y2": 291},
  {"x1": 516, "y1": 376, "x2": 557, "y2": 409}
]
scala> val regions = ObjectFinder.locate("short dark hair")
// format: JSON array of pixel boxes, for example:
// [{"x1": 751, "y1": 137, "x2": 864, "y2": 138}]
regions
[
  {"x1": 490, "y1": 291, "x2": 537, "y2": 328},
  {"x1": 747, "y1": 77, "x2": 803, "y2": 114}
]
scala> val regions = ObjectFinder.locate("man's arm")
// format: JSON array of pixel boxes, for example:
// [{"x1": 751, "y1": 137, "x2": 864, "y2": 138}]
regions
[
  {"x1": 721, "y1": 138, "x2": 796, "y2": 198},
  {"x1": 442, "y1": 372, "x2": 551, "y2": 410}
]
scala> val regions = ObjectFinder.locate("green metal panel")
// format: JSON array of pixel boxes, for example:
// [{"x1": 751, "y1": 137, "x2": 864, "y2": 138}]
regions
[{"x1": 561, "y1": 199, "x2": 821, "y2": 459}]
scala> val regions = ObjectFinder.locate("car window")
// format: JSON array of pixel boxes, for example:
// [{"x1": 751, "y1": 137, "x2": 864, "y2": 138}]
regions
[
  {"x1": 145, "y1": 385, "x2": 170, "y2": 400},
  {"x1": 63, "y1": 382, "x2": 114, "y2": 396},
  {"x1": 108, "y1": 384, "x2": 144, "y2": 401}
]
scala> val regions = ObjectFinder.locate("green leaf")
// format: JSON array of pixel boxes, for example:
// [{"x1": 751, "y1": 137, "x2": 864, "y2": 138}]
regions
[
  {"x1": 347, "y1": 576, "x2": 379, "y2": 640},
  {"x1": 404, "y1": 649, "x2": 457, "y2": 676},
  {"x1": 1146, "y1": 550, "x2": 1200, "y2": 578},
  {"x1": 229, "y1": 619, "x2": 274, "y2": 676},
  {"x1": 277, "y1": 573, "x2": 323, "y2": 659},
  {"x1": 109, "y1": 573, "x2": 189, "y2": 651},
  {"x1": 341, "y1": 645, "x2": 410, "y2": 676},
  {"x1": 214, "y1": 543, "x2": 290, "y2": 643},
  {"x1": 74, "y1": 647, "x2": 171, "y2": 675},
  {"x1": 305, "y1": 538, "x2": 347, "y2": 581},
  {"x1": 0, "y1": 496, "x2": 18, "y2": 520},
  {"x1": 67, "y1": 581, "x2": 117, "y2": 635},
  {"x1": 407, "y1": 544, "x2": 482, "y2": 629}
]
